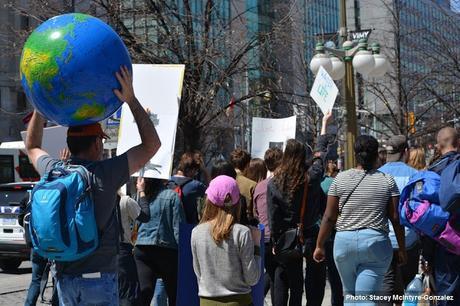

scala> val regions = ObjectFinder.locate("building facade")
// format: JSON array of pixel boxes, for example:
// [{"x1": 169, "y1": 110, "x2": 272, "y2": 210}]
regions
[
  {"x1": 346, "y1": 0, "x2": 460, "y2": 141},
  {"x1": 0, "y1": 1, "x2": 31, "y2": 142}
]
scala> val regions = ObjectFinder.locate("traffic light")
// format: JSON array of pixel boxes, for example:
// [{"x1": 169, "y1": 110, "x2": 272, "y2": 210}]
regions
[{"x1": 408, "y1": 112, "x2": 416, "y2": 134}]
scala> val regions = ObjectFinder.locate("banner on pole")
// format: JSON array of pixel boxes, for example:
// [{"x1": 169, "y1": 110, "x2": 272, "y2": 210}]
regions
[
  {"x1": 116, "y1": 64, "x2": 185, "y2": 179},
  {"x1": 310, "y1": 66, "x2": 338, "y2": 115},
  {"x1": 251, "y1": 116, "x2": 296, "y2": 158}
]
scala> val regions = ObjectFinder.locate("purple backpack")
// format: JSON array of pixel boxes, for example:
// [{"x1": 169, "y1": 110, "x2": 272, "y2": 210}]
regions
[{"x1": 400, "y1": 171, "x2": 460, "y2": 255}]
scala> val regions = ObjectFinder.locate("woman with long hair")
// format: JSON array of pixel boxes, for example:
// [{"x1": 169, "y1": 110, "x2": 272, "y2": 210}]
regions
[
  {"x1": 191, "y1": 175, "x2": 261, "y2": 306},
  {"x1": 407, "y1": 147, "x2": 426, "y2": 170},
  {"x1": 134, "y1": 178, "x2": 185, "y2": 306},
  {"x1": 313, "y1": 135, "x2": 407, "y2": 305},
  {"x1": 267, "y1": 139, "x2": 308, "y2": 306}
]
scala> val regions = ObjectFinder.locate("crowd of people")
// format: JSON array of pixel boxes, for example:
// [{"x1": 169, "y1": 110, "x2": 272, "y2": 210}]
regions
[{"x1": 21, "y1": 66, "x2": 459, "y2": 306}]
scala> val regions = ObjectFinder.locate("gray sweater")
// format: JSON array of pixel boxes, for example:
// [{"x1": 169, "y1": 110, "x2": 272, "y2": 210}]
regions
[{"x1": 191, "y1": 223, "x2": 261, "y2": 297}]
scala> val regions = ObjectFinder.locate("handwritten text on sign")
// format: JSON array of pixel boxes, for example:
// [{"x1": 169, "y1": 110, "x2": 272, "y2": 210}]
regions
[{"x1": 310, "y1": 66, "x2": 339, "y2": 115}]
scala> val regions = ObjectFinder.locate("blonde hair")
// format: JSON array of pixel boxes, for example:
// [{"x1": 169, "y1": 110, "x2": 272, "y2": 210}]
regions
[
  {"x1": 408, "y1": 147, "x2": 426, "y2": 170},
  {"x1": 200, "y1": 197, "x2": 241, "y2": 244}
]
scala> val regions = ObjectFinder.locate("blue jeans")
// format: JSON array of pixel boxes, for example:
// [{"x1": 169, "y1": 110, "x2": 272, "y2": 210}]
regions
[
  {"x1": 434, "y1": 245, "x2": 460, "y2": 306},
  {"x1": 57, "y1": 272, "x2": 118, "y2": 306},
  {"x1": 25, "y1": 249, "x2": 58, "y2": 306},
  {"x1": 152, "y1": 279, "x2": 168, "y2": 306},
  {"x1": 334, "y1": 229, "x2": 393, "y2": 306}
]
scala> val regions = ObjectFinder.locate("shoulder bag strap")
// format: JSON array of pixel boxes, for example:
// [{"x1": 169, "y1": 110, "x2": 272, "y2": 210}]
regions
[
  {"x1": 298, "y1": 177, "x2": 309, "y2": 243},
  {"x1": 339, "y1": 172, "x2": 367, "y2": 216}
]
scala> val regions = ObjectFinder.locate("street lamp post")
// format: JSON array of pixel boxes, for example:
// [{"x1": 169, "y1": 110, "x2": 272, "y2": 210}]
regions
[
  {"x1": 340, "y1": 0, "x2": 357, "y2": 169},
  {"x1": 309, "y1": 1, "x2": 388, "y2": 169}
]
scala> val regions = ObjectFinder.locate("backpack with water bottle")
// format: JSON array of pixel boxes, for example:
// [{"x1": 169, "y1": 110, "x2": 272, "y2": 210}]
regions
[{"x1": 399, "y1": 171, "x2": 460, "y2": 255}]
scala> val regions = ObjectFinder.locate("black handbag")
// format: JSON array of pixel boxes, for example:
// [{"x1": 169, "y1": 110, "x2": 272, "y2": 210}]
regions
[{"x1": 274, "y1": 180, "x2": 309, "y2": 265}]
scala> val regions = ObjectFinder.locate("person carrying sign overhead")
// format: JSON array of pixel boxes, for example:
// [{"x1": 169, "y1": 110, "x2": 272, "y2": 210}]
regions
[{"x1": 25, "y1": 66, "x2": 161, "y2": 306}]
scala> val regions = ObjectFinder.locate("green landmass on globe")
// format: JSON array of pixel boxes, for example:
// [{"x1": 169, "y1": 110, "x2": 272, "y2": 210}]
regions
[
  {"x1": 20, "y1": 14, "x2": 88, "y2": 92},
  {"x1": 19, "y1": 13, "x2": 131, "y2": 126}
]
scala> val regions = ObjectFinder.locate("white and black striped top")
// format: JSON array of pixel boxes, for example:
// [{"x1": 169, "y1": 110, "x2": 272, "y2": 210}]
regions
[{"x1": 329, "y1": 169, "x2": 399, "y2": 233}]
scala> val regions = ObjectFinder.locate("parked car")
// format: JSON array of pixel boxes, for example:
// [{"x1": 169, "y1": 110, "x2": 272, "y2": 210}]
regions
[{"x1": 0, "y1": 182, "x2": 35, "y2": 272}]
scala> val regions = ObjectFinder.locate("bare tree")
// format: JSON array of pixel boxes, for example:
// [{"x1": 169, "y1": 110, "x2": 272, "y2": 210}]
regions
[{"x1": 10, "y1": 0, "x2": 298, "y2": 156}]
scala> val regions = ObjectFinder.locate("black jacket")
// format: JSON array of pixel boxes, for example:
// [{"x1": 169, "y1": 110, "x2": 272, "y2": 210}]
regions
[{"x1": 267, "y1": 135, "x2": 331, "y2": 242}]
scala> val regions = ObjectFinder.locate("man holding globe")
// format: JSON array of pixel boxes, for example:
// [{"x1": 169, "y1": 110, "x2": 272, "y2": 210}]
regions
[{"x1": 25, "y1": 65, "x2": 161, "y2": 305}]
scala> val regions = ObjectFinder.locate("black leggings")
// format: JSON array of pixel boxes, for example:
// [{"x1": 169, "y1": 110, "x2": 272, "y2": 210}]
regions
[
  {"x1": 134, "y1": 245, "x2": 178, "y2": 306},
  {"x1": 273, "y1": 255, "x2": 303, "y2": 306}
]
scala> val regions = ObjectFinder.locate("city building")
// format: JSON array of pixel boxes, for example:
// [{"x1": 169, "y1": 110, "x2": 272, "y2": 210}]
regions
[
  {"x1": 346, "y1": 0, "x2": 460, "y2": 142},
  {"x1": 0, "y1": 1, "x2": 31, "y2": 142}
]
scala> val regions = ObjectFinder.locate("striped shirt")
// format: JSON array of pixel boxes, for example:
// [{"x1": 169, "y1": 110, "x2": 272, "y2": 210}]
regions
[{"x1": 329, "y1": 169, "x2": 399, "y2": 233}]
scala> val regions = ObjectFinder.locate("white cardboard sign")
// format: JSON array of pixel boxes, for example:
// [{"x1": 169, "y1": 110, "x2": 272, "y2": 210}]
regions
[
  {"x1": 310, "y1": 66, "x2": 339, "y2": 115},
  {"x1": 251, "y1": 116, "x2": 296, "y2": 158},
  {"x1": 116, "y1": 64, "x2": 185, "y2": 179}
]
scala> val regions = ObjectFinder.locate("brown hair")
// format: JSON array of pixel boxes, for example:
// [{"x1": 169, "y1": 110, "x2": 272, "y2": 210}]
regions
[
  {"x1": 273, "y1": 139, "x2": 307, "y2": 202},
  {"x1": 177, "y1": 152, "x2": 201, "y2": 177},
  {"x1": 230, "y1": 148, "x2": 251, "y2": 171},
  {"x1": 200, "y1": 197, "x2": 241, "y2": 244},
  {"x1": 264, "y1": 147, "x2": 283, "y2": 172},
  {"x1": 244, "y1": 158, "x2": 267, "y2": 183},
  {"x1": 326, "y1": 160, "x2": 339, "y2": 178},
  {"x1": 143, "y1": 178, "x2": 165, "y2": 202},
  {"x1": 408, "y1": 147, "x2": 426, "y2": 170}
]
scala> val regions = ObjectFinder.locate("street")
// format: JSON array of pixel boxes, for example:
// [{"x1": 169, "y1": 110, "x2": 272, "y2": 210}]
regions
[
  {"x1": 0, "y1": 262, "x2": 332, "y2": 306},
  {"x1": 0, "y1": 261, "x2": 53, "y2": 306}
]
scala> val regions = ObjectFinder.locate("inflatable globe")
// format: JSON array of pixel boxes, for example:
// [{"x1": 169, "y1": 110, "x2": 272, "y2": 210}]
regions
[{"x1": 20, "y1": 13, "x2": 132, "y2": 126}]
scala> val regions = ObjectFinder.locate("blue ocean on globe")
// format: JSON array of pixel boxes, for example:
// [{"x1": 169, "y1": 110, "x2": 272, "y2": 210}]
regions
[{"x1": 20, "y1": 13, "x2": 132, "y2": 126}]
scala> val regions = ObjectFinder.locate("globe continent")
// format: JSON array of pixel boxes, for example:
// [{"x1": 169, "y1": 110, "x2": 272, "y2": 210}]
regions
[{"x1": 20, "y1": 13, "x2": 132, "y2": 126}]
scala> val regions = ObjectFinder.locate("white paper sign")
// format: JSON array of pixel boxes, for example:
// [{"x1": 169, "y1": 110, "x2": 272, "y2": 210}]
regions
[
  {"x1": 310, "y1": 66, "x2": 339, "y2": 115},
  {"x1": 251, "y1": 116, "x2": 296, "y2": 158},
  {"x1": 116, "y1": 64, "x2": 185, "y2": 179},
  {"x1": 21, "y1": 125, "x2": 68, "y2": 159}
]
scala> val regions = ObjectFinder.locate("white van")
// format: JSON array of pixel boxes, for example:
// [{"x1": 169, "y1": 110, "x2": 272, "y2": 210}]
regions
[
  {"x1": 0, "y1": 141, "x2": 39, "y2": 271},
  {"x1": 0, "y1": 141, "x2": 40, "y2": 183}
]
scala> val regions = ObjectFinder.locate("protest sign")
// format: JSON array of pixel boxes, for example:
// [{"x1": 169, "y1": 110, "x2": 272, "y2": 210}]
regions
[
  {"x1": 116, "y1": 64, "x2": 185, "y2": 179},
  {"x1": 310, "y1": 66, "x2": 339, "y2": 115},
  {"x1": 251, "y1": 116, "x2": 297, "y2": 158}
]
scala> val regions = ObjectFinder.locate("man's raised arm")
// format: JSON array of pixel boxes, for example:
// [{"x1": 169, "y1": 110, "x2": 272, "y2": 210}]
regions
[
  {"x1": 25, "y1": 111, "x2": 49, "y2": 170},
  {"x1": 114, "y1": 66, "x2": 161, "y2": 175}
]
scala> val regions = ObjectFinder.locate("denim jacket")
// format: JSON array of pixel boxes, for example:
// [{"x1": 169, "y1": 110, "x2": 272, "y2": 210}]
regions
[{"x1": 135, "y1": 188, "x2": 185, "y2": 249}]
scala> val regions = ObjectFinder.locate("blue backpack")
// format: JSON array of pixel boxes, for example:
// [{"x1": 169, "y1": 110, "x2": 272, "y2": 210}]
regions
[
  {"x1": 29, "y1": 163, "x2": 98, "y2": 261},
  {"x1": 439, "y1": 160, "x2": 460, "y2": 213},
  {"x1": 399, "y1": 171, "x2": 450, "y2": 238}
]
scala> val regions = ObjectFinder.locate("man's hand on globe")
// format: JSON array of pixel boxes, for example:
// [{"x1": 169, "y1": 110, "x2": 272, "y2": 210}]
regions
[{"x1": 114, "y1": 65, "x2": 135, "y2": 105}]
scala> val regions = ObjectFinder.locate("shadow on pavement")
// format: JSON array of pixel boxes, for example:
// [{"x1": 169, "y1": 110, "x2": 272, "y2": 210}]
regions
[{"x1": 0, "y1": 267, "x2": 32, "y2": 275}]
